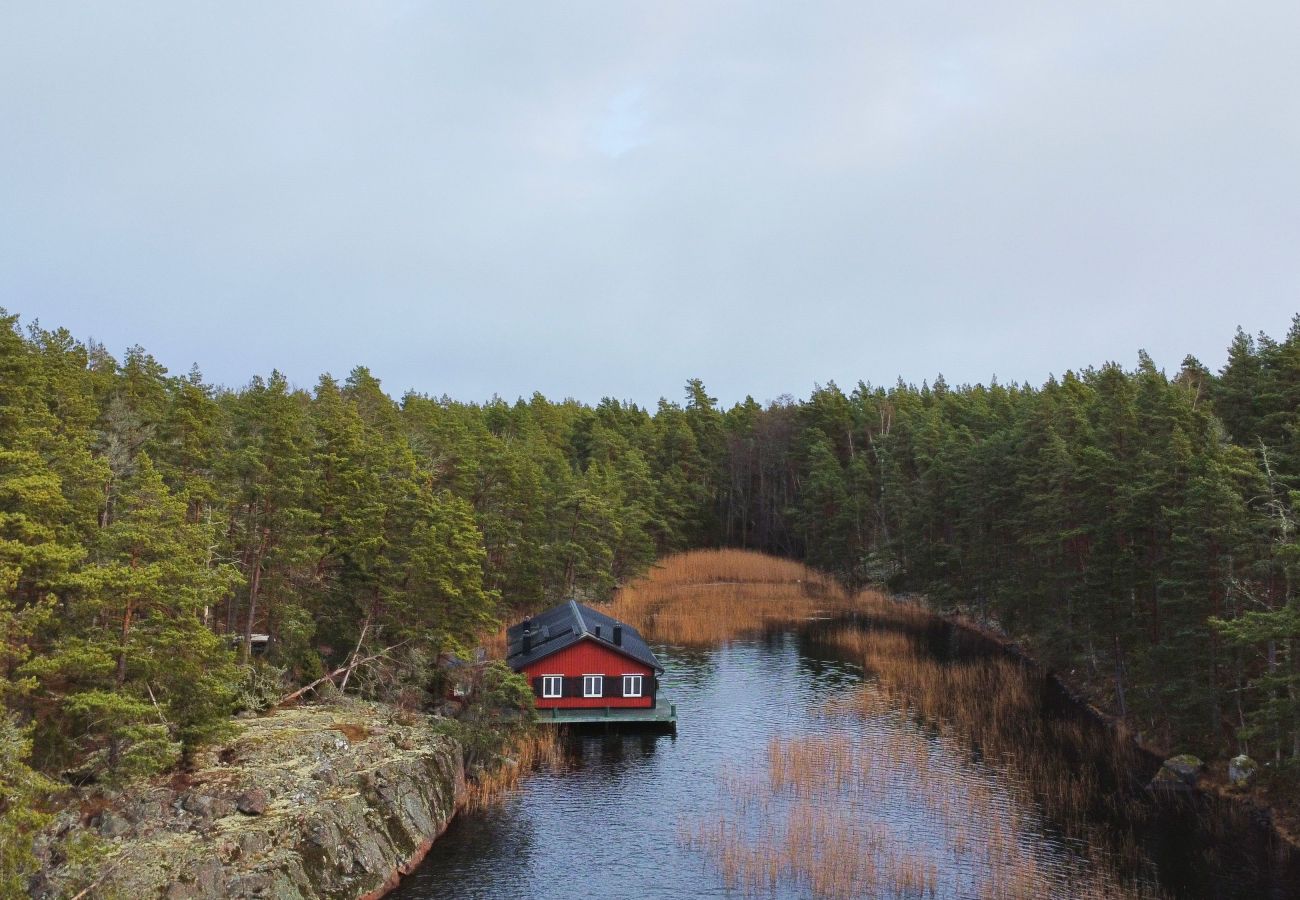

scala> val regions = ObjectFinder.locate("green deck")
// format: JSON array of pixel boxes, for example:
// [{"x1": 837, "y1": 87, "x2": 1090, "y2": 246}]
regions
[{"x1": 538, "y1": 700, "x2": 677, "y2": 729}]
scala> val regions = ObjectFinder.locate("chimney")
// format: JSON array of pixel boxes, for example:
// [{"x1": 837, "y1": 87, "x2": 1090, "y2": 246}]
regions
[
  {"x1": 521, "y1": 619, "x2": 532, "y2": 654},
  {"x1": 613, "y1": 625, "x2": 623, "y2": 646}
]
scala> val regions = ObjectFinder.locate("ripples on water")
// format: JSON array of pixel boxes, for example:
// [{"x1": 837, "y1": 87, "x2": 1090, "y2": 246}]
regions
[{"x1": 392, "y1": 632, "x2": 1296, "y2": 900}]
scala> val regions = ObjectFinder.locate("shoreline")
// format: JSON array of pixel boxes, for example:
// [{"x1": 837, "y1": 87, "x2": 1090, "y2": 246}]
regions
[
  {"x1": 610, "y1": 550, "x2": 1300, "y2": 889},
  {"x1": 360, "y1": 827, "x2": 448, "y2": 900},
  {"x1": 937, "y1": 606, "x2": 1300, "y2": 856}
]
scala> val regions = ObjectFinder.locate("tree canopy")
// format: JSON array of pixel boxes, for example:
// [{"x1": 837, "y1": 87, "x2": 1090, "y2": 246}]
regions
[{"x1": 2, "y1": 309, "x2": 1300, "y2": 883}]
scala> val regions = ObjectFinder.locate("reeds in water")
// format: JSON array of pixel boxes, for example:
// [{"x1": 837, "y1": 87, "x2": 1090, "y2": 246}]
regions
[
  {"x1": 823, "y1": 624, "x2": 1136, "y2": 833},
  {"x1": 650, "y1": 555, "x2": 1162, "y2": 897},
  {"x1": 610, "y1": 549, "x2": 910, "y2": 644},
  {"x1": 682, "y1": 714, "x2": 1161, "y2": 899},
  {"x1": 463, "y1": 727, "x2": 564, "y2": 811}
]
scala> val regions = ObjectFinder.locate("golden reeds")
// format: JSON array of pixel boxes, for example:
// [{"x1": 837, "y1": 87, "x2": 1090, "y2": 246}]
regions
[
  {"x1": 609, "y1": 549, "x2": 914, "y2": 644},
  {"x1": 824, "y1": 622, "x2": 1138, "y2": 838},
  {"x1": 462, "y1": 727, "x2": 564, "y2": 811},
  {"x1": 682, "y1": 715, "x2": 1161, "y2": 900},
  {"x1": 639, "y1": 552, "x2": 1163, "y2": 898}
]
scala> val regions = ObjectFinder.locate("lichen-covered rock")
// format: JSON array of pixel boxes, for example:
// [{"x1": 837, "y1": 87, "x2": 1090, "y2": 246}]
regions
[
  {"x1": 32, "y1": 700, "x2": 465, "y2": 899},
  {"x1": 97, "y1": 811, "x2": 134, "y2": 839},
  {"x1": 1163, "y1": 754, "x2": 1204, "y2": 783},
  {"x1": 1228, "y1": 754, "x2": 1258, "y2": 788},
  {"x1": 235, "y1": 788, "x2": 268, "y2": 815},
  {"x1": 1148, "y1": 765, "x2": 1192, "y2": 793},
  {"x1": 1147, "y1": 754, "x2": 1206, "y2": 794}
]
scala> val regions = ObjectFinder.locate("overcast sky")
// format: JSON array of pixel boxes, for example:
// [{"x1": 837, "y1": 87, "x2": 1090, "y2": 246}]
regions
[{"x1": 1, "y1": 3, "x2": 1296, "y2": 407}]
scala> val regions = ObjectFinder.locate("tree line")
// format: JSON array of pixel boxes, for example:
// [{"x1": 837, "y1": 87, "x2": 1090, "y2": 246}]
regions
[
  {"x1": 1, "y1": 313, "x2": 734, "y2": 787},
  {"x1": 2, "y1": 308, "x2": 1298, "y2": 884},
  {"x1": 705, "y1": 320, "x2": 1300, "y2": 770}
]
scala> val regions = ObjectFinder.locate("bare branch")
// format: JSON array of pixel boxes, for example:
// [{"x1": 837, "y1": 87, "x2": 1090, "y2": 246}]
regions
[{"x1": 272, "y1": 640, "x2": 410, "y2": 707}]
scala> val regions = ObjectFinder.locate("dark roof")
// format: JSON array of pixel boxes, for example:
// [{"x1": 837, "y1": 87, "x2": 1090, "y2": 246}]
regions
[{"x1": 506, "y1": 600, "x2": 663, "y2": 673}]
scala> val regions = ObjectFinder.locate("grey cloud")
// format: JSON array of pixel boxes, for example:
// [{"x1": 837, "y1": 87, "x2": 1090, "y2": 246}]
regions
[{"x1": 1, "y1": 2, "x2": 1296, "y2": 405}]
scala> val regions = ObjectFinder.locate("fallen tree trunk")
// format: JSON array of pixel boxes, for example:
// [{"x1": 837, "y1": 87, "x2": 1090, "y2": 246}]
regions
[{"x1": 274, "y1": 641, "x2": 409, "y2": 707}]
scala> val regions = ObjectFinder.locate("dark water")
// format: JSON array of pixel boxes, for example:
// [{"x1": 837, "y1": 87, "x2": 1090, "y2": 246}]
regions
[{"x1": 392, "y1": 629, "x2": 1298, "y2": 899}]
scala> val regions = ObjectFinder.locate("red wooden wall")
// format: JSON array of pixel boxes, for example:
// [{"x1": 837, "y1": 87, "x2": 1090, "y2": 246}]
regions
[{"x1": 520, "y1": 637, "x2": 655, "y2": 708}]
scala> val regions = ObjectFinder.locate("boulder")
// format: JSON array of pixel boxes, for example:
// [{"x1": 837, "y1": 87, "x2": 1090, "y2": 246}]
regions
[
  {"x1": 1162, "y1": 754, "x2": 1204, "y2": 784},
  {"x1": 236, "y1": 789, "x2": 268, "y2": 816},
  {"x1": 181, "y1": 793, "x2": 217, "y2": 819},
  {"x1": 433, "y1": 699, "x2": 465, "y2": 719},
  {"x1": 1148, "y1": 754, "x2": 1204, "y2": 793},
  {"x1": 310, "y1": 763, "x2": 338, "y2": 786},
  {"x1": 1228, "y1": 754, "x2": 1258, "y2": 788},
  {"x1": 1149, "y1": 766, "x2": 1191, "y2": 793},
  {"x1": 96, "y1": 811, "x2": 132, "y2": 839}
]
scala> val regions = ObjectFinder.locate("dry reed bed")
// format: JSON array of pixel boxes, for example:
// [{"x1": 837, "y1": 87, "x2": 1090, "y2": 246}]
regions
[
  {"x1": 823, "y1": 626, "x2": 1143, "y2": 827},
  {"x1": 684, "y1": 709, "x2": 1158, "y2": 899},
  {"x1": 630, "y1": 552, "x2": 1161, "y2": 898},
  {"x1": 813, "y1": 626, "x2": 1160, "y2": 898},
  {"x1": 462, "y1": 727, "x2": 565, "y2": 811},
  {"x1": 681, "y1": 713, "x2": 1150, "y2": 899},
  {"x1": 609, "y1": 549, "x2": 923, "y2": 645}
]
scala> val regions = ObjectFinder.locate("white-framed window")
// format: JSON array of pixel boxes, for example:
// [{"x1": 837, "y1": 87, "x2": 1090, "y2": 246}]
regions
[
  {"x1": 623, "y1": 675, "x2": 643, "y2": 697},
  {"x1": 583, "y1": 674, "x2": 604, "y2": 697},
  {"x1": 541, "y1": 675, "x2": 563, "y2": 699}
]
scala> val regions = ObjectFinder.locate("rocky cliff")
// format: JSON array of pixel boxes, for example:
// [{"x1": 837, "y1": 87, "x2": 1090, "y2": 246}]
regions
[{"x1": 31, "y1": 700, "x2": 465, "y2": 899}]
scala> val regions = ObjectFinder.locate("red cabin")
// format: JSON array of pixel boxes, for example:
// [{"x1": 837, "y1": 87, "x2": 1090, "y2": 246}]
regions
[{"x1": 506, "y1": 600, "x2": 664, "y2": 710}]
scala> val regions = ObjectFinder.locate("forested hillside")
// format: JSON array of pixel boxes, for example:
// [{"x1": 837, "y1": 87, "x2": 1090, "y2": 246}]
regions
[
  {"x1": 2, "y1": 309, "x2": 1299, "y2": 881},
  {"x1": 708, "y1": 322, "x2": 1300, "y2": 769}
]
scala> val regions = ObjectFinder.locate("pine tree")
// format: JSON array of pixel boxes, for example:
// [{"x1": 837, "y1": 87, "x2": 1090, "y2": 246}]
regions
[
  {"x1": 0, "y1": 711, "x2": 57, "y2": 895},
  {"x1": 1215, "y1": 327, "x2": 1261, "y2": 445},
  {"x1": 24, "y1": 456, "x2": 239, "y2": 778},
  {"x1": 220, "y1": 372, "x2": 317, "y2": 661}
]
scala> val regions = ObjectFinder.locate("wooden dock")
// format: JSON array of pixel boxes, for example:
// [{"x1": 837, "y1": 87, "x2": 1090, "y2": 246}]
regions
[{"x1": 538, "y1": 700, "x2": 677, "y2": 731}]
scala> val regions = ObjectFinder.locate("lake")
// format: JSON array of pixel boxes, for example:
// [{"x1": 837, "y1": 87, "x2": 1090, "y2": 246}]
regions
[{"x1": 392, "y1": 624, "x2": 1298, "y2": 899}]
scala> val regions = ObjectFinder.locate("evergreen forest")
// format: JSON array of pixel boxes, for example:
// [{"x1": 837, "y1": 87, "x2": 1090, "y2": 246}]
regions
[{"x1": 3, "y1": 308, "x2": 1300, "y2": 869}]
